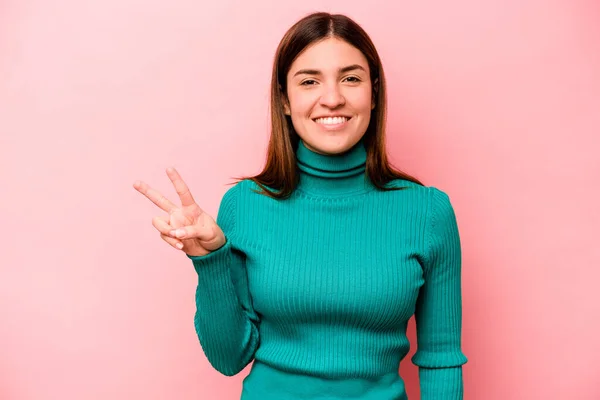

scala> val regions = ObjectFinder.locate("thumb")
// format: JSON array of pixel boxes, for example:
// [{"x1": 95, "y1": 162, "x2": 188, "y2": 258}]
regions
[{"x1": 170, "y1": 224, "x2": 215, "y2": 241}]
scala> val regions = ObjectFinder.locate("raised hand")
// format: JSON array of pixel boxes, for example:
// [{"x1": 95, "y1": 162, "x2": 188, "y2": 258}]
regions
[{"x1": 133, "y1": 167, "x2": 226, "y2": 257}]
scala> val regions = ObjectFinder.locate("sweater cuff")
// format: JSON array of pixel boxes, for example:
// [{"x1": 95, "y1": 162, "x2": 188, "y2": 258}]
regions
[
  {"x1": 186, "y1": 238, "x2": 232, "y2": 273},
  {"x1": 419, "y1": 366, "x2": 463, "y2": 400}
]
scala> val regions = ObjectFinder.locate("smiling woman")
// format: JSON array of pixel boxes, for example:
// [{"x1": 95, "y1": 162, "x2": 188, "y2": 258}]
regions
[{"x1": 134, "y1": 10, "x2": 468, "y2": 400}]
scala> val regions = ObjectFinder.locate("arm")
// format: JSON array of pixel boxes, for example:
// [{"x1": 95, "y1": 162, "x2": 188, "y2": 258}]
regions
[
  {"x1": 186, "y1": 184, "x2": 260, "y2": 376},
  {"x1": 411, "y1": 188, "x2": 468, "y2": 399}
]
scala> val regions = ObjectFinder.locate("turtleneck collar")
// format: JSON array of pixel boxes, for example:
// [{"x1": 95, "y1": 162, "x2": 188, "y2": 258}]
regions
[{"x1": 295, "y1": 137, "x2": 374, "y2": 197}]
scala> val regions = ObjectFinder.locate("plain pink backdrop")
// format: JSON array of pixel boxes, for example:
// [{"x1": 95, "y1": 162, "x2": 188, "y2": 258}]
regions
[{"x1": 1, "y1": 0, "x2": 599, "y2": 399}]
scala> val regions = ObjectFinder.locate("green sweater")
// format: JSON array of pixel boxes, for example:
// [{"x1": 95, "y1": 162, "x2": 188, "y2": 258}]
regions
[{"x1": 187, "y1": 138, "x2": 468, "y2": 399}]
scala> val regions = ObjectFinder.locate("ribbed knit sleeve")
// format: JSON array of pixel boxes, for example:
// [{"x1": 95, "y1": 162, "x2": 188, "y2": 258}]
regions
[
  {"x1": 186, "y1": 184, "x2": 261, "y2": 376},
  {"x1": 411, "y1": 188, "x2": 468, "y2": 399}
]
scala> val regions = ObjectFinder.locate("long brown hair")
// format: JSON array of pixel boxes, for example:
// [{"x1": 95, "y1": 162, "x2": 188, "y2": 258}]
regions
[{"x1": 232, "y1": 12, "x2": 424, "y2": 199}]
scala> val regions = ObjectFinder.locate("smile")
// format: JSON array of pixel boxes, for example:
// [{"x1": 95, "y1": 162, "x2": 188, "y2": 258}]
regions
[{"x1": 313, "y1": 116, "x2": 351, "y2": 130}]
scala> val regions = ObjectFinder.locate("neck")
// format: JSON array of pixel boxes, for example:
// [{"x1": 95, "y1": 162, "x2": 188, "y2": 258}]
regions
[{"x1": 295, "y1": 138, "x2": 373, "y2": 197}]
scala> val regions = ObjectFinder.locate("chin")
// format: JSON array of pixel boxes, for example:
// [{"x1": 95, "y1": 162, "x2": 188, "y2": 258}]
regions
[{"x1": 305, "y1": 135, "x2": 361, "y2": 155}]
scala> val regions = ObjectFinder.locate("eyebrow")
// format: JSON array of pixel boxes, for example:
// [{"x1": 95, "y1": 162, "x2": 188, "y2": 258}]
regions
[{"x1": 292, "y1": 64, "x2": 366, "y2": 77}]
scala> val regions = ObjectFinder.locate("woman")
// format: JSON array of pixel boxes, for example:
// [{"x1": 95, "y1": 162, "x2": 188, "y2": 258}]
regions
[{"x1": 134, "y1": 11, "x2": 468, "y2": 400}]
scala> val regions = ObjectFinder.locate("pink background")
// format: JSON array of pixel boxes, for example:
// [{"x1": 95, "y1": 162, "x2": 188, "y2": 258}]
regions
[{"x1": 1, "y1": 0, "x2": 599, "y2": 399}]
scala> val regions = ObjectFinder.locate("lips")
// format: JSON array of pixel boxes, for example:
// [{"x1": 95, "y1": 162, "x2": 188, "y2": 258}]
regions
[
  {"x1": 313, "y1": 116, "x2": 351, "y2": 125},
  {"x1": 312, "y1": 116, "x2": 352, "y2": 131}
]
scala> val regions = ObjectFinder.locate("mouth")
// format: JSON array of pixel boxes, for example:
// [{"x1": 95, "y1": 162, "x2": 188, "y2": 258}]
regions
[{"x1": 312, "y1": 116, "x2": 352, "y2": 131}]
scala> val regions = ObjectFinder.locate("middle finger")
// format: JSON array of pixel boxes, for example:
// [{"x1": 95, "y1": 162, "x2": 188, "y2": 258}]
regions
[{"x1": 166, "y1": 167, "x2": 196, "y2": 207}]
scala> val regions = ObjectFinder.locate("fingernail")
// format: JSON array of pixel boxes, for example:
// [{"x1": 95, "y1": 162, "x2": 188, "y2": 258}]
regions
[
  {"x1": 176, "y1": 229, "x2": 185, "y2": 238},
  {"x1": 176, "y1": 242, "x2": 183, "y2": 249},
  {"x1": 170, "y1": 230, "x2": 176, "y2": 236}
]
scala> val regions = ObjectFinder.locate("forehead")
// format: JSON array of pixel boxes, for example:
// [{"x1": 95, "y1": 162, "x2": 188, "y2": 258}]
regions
[{"x1": 289, "y1": 38, "x2": 369, "y2": 73}]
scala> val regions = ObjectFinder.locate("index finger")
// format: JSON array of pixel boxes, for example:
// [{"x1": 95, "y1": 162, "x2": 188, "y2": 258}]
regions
[
  {"x1": 166, "y1": 167, "x2": 196, "y2": 207},
  {"x1": 133, "y1": 180, "x2": 178, "y2": 213}
]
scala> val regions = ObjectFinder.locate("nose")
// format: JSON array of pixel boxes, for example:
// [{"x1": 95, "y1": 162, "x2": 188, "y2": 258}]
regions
[{"x1": 319, "y1": 83, "x2": 346, "y2": 108}]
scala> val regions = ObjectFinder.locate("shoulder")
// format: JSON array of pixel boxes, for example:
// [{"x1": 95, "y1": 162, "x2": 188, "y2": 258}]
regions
[
  {"x1": 383, "y1": 178, "x2": 426, "y2": 191},
  {"x1": 383, "y1": 178, "x2": 448, "y2": 199},
  {"x1": 216, "y1": 179, "x2": 255, "y2": 218},
  {"x1": 384, "y1": 179, "x2": 456, "y2": 221},
  {"x1": 387, "y1": 179, "x2": 452, "y2": 203},
  {"x1": 426, "y1": 186, "x2": 456, "y2": 220},
  {"x1": 382, "y1": 178, "x2": 436, "y2": 203},
  {"x1": 220, "y1": 178, "x2": 273, "y2": 207},
  {"x1": 221, "y1": 178, "x2": 256, "y2": 196},
  {"x1": 423, "y1": 186, "x2": 460, "y2": 244},
  {"x1": 224, "y1": 178, "x2": 268, "y2": 198},
  {"x1": 216, "y1": 179, "x2": 269, "y2": 229}
]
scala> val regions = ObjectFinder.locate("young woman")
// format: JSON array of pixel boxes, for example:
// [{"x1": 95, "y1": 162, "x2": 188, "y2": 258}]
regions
[{"x1": 134, "y1": 11, "x2": 468, "y2": 400}]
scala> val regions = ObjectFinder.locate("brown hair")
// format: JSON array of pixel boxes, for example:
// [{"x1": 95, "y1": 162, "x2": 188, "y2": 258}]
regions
[{"x1": 232, "y1": 11, "x2": 424, "y2": 199}]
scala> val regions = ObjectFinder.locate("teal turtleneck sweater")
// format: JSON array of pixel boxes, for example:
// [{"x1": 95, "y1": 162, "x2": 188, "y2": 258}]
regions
[{"x1": 187, "y1": 138, "x2": 468, "y2": 399}]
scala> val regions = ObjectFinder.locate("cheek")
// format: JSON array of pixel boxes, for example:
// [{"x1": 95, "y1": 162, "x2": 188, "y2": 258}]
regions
[
  {"x1": 289, "y1": 94, "x2": 315, "y2": 117},
  {"x1": 350, "y1": 89, "x2": 374, "y2": 112}
]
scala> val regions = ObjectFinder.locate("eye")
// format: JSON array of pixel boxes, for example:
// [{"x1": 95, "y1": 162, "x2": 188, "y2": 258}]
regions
[
  {"x1": 300, "y1": 79, "x2": 318, "y2": 86},
  {"x1": 344, "y1": 76, "x2": 361, "y2": 83}
]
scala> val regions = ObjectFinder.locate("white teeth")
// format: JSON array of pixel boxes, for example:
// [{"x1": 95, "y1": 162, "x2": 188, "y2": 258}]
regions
[{"x1": 315, "y1": 116, "x2": 349, "y2": 125}]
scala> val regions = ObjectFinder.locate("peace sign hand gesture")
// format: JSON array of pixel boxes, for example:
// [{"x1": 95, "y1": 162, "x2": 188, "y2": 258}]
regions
[{"x1": 133, "y1": 167, "x2": 226, "y2": 257}]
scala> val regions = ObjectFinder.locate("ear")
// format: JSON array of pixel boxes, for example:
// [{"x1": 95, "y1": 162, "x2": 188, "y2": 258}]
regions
[
  {"x1": 371, "y1": 78, "x2": 379, "y2": 110},
  {"x1": 280, "y1": 86, "x2": 291, "y2": 115}
]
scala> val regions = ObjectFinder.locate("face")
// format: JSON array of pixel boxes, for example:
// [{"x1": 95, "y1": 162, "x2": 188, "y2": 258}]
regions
[{"x1": 283, "y1": 37, "x2": 375, "y2": 155}]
